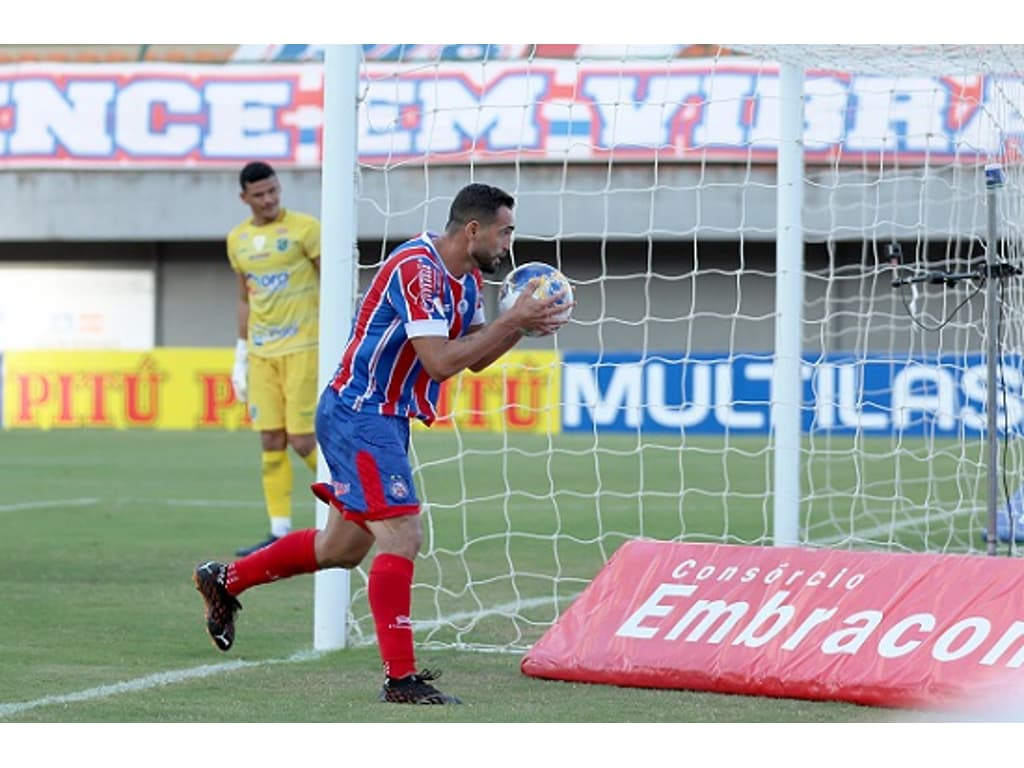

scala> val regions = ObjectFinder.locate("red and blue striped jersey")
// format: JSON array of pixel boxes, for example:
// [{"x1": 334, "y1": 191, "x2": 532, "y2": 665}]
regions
[{"x1": 328, "y1": 233, "x2": 486, "y2": 425}]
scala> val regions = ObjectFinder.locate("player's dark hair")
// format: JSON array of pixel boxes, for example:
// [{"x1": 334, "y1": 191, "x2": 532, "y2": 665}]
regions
[
  {"x1": 446, "y1": 183, "x2": 515, "y2": 230},
  {"x1": 240, "y1": 161, "x2": 276, "y2": 190}
]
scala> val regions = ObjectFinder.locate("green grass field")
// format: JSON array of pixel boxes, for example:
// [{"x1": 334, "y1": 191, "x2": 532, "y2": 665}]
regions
[{"x1": 0, "y1": 428, "x2": 983, "y2": 724}]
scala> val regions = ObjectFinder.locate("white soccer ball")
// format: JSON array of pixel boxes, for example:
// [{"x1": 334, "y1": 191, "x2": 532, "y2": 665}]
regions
[{"x1": 498, "y1": 261, "x2": 574, "y2": 337}]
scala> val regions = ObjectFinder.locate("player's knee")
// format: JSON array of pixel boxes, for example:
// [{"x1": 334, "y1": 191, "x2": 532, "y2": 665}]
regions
[
  {"x1": 318, "y1": 553, "x2": 356, "y2": 569},
  {"x1": 405, "y1": 528, "x2": 423, "y2": 556},
  {"x1": 382, "y1": 522, "x2": 422, "y2": 560},
  {"x1": 288, "y1": 433, "x2": 316, "y2": 455},
  {"x1": 260, "y1": 429, "x2": 287, "y2": 451},
  {"x1": 315, "y1": 542, "x2": 360, "y2": 570},
  {"x1": 314, "y1": 526, "x2": 370, "y2": 569}
]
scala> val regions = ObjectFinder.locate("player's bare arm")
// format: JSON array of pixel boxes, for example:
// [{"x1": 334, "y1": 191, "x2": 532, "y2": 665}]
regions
[
  {"x1": 457, "y1": 321, "x2": 519, "y2": 372},
  {"x1": 464, "y1": 322, "x2": 522, "y2": 373},
  {"x1": 411, "y1": 281, "x2": 565, "y2": 381},
  {"x1": 236, "y1": 271, "x2": 249, "y2": 339}
]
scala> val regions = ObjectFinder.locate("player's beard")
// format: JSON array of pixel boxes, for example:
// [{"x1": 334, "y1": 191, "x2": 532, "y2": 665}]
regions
[{"x1": 475, "y1": 247, "x2": 505, "y2": 274}]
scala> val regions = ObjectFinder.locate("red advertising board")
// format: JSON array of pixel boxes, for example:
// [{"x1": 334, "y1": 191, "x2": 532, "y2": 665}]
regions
[{"x1": 521, "y1": 540, "x2": 1024, "y2": 709}]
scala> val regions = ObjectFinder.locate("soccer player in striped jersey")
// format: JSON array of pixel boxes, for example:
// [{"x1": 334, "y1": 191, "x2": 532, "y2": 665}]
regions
[
  {"x1": 226, "y1": 162, "x2": 322, "y2": 557},
  {"x1": 195, "y1": 182, "x2": 570, "y2": 704}
]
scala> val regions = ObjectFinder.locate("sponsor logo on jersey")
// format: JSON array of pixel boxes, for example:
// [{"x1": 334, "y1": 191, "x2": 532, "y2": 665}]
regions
[
  {"x1": 251, "y1": 323, "x2": 299, "y2": 346},
  {"x1": 247, "y1": 271, "x2": 289, "y2": 292}
]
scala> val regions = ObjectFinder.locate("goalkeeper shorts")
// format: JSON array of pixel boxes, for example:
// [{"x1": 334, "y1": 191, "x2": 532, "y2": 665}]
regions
[{"x1": 247, "y1": 348, "x2": 318, "y2": 434}]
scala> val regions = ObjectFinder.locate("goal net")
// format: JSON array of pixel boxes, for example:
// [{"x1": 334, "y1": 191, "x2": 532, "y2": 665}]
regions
[{"x1": 336, "y1": 43, "x2": 1024, "y2": 652}]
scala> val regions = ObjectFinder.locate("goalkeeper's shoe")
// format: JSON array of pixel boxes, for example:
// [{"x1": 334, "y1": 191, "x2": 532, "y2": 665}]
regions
[
  {"x1": 234, "y1": 533, "x2": 280, "y2": 557},
  {"x1": 193, "y1": 561, "x2": 242, "y2": 652},
  {"x1": 379, "y1": 669, "x2": 462, "y2": 705}
]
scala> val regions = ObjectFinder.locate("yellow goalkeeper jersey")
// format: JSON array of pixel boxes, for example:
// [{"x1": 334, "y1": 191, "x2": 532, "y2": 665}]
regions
[{"x1": 226, "y1": 209, "x2": 320, "y2": 357}]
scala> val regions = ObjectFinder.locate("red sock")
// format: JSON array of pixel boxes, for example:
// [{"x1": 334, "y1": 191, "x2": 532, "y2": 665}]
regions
[
  {"x1": 369, "y1": 553, "x2": 416, "y2": 680},
  {"x1": 226, "y1": 529, "x2": 318, "y2": 595}
]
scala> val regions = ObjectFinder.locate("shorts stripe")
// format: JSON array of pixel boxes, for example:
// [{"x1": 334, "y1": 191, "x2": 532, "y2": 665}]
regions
[{"x1": 353, "y1": 450, "x2": 418, "y2": 520}]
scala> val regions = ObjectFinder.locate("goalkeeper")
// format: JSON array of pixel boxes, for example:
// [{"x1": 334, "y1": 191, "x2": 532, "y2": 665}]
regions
[
  {"x1": 226, "y1": 161, "x2": 321, "y2": 556},
  {"x1": 194, "y1": 183, "x2": 569, "y2": 704}
]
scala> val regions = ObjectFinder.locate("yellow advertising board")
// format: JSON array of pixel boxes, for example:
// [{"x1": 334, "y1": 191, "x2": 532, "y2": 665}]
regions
[
  {"x1": 428, "y1": 349, "x2": 562, "y2": 435},
  {"x1": 3, "y1": 349, "x2": 248, "y2": 430},
  {"x1": 2, "y1": 349, "x2": 562, "y2": 433}
]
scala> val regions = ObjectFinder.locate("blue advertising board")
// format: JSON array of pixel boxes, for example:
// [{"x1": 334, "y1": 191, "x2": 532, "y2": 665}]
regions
[{"x1": 561, "y1": 352, "x2": 1024, "y2": 436}]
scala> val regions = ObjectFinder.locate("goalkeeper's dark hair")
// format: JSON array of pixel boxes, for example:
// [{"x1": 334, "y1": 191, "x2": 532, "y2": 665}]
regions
[
  {"x1": 446, "y1": 183, "x2": 515, "y2": 231},
  {"x1": 239, "y1": 161, "x2": 276, "y2": 190}
]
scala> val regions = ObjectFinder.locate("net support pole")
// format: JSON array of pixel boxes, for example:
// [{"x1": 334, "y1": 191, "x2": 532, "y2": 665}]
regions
[
  {"x1": 772, "y1": 61, "x2": 804, "y2": 547},
  {"x1": 314, "y1": 44, "x2": 360, "y2": 650},
  {"x1": 984, "y1": 163, "x2": 1004, "y2": 556}
]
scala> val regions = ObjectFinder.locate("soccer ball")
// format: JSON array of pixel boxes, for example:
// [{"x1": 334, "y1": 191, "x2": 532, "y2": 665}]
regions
[{"x1": 498, "y1": 261, "x2": 573, "y2": 337}]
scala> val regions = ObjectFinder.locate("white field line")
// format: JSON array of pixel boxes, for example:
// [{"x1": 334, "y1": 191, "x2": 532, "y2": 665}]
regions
[
  {"x1": 809, "y1": 505, "x2": 974, "y2": 547},
  {"x1": 0, "y1": 594, "x2": 571, "y2": 719},
  {"x1": 0, "y1": 497, "x2": 265, "y2": 512},
  {"x1": 0, "y1": 650, "x2": 322, "y2": 719},
  {"x1": 115, "y1": 497, "x2": 265, "y2": 509},
  {"x1": 0, "y1": 498, "x2": 100, "y2": 512},
  {"x1": 412, "y1": 594, "x2": 574, "y2": 632},
  {"x1": 7, "y1": 499, "x2": 963, "y2": 718},
  {"x1": 155, "y1": 498, "x2": 264, "y2": 508}
]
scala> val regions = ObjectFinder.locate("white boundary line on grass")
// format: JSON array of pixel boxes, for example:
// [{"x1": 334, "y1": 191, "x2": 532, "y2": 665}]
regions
[
  {"x1": 0, "y1": 498, "x2": 100, "y2": 512},
  {"x1": 156, "y1": 498, "x2": 264, "y2": 508},
  {"x1": 0, "y1": 593, "x2": 571, "y2": 718},
  {"x1": 5, "y1": 496, "x2": 968, "y2": 719},
  {"x1": 1, "y1": 497, "x2": 267, "y2": 512},
  {"x1": 0, "y1": 650, "x2": 322, "y2": 719},
  {"x1": 413, "y1": 595, "x2": 573, "y2": 631},
  {"x1": 811, "y1": 505, "x2": 971, "y2": 547}
]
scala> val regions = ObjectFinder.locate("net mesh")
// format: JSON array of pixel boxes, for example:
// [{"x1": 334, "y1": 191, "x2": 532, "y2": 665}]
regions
[{"x1": 338, "y1": 44, "x2": 1024, "y2": 650}]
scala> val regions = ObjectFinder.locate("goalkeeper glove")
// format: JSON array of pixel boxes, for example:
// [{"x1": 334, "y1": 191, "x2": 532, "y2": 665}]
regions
[{"x1": 231, "y1": 339, "x2": 249, "y2": 402}]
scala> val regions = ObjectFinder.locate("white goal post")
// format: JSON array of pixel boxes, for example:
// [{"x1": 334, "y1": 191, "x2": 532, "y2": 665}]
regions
[
  {"x1": 314, "y1": 45, "x2": 360, "y2": 650},
  {"x1": 315, "y1": 44, "x2": 1024, "y2": 653}
]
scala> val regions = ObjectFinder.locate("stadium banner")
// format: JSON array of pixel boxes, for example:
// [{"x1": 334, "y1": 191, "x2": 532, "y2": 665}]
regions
[
  {"x1": 521, "y1": 540, "x2": 1024, "y2": 709},
  {"x1": 0, "y1": 61, "x2": 1018, "y2": 168},
  {"x1": 232, "y1": 44, "x2": 711, "y2": 63},
  {"x1": 0, "y1": 348, "x2": 558, "y2": 432},
  {"x1": 562, "y1": 351, "x2": 1024, "y2": 436},
  {"x1": 3, "y1": 349, "x2": 247, "y2": 430},
  {"x1": 426, "y1": 350, "x2": 562, "y2": 435}
]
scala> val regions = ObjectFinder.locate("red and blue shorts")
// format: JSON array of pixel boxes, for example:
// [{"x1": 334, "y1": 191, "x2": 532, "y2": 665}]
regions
[{"x1": 313, "y1": 390, "x2": 420, "y2": 526}]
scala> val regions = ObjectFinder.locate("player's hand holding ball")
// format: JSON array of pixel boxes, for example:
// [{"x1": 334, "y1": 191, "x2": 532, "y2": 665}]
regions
[{"x1": 498, "y1": 262, "x2": 575, "y2": 337}]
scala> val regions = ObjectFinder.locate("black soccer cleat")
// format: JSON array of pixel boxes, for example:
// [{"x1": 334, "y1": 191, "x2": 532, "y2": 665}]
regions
[
  {"x1": 379, "y1": 669, "x2": 462, "y2": 705},
  {"x1": 234, "y1": 533, "x2": 281, "y2": 557},
  {"x1": 193, "y1": 561, "x2": 242, "y2": 652}
]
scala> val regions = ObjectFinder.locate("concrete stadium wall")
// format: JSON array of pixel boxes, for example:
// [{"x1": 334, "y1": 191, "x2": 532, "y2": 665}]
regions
[
  {"x1": 1, "y1": 165, "x2": 989, "y2": 243},
  {"x1": 0, "y1": 165, "x2": 991, "y2": 355}
]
